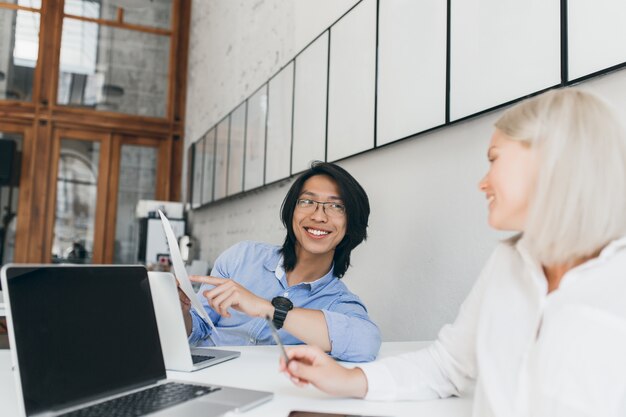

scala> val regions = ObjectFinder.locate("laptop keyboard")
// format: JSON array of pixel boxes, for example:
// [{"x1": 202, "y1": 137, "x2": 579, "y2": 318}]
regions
[
  {"x1": 58, "y1": 382, "x2": 220, "y2": 417},
  {"x1": 191, "y1": 354, "x2": 216, "y2": 364}
]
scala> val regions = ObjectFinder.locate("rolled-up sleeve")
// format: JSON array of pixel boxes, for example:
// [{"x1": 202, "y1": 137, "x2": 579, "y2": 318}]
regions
[
  {"x1": 187, "y1": 243, "x2": 241, "y2": 345},
  {"x1": 188, "y1": 309, "x2": 210, "y2": 345},
  {"x1": 322, "y1": 296, "x2": 381, "y2": 362}
]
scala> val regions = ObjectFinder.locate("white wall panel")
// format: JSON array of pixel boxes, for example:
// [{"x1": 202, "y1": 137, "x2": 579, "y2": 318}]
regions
[
  {"x1": 292, "y1": 32, "x2": 328, "y2": 174},
  {"x1": 214, "y1": 117, "x2": 229, "y2": 200},
  {"x1": 327, "y1": 0, "x2": 376, "y2": 161},
  {"x1": 227, "y1": 102, "x2": 246, "y2": 196},
  {"x1": 450, "y1": 0, "x2": 560, "y2": 120},
  {"x1": 244, "y1": 86, "x2": 267, "y2": 191},
  {"x1": 201, "y1": 129, "x2": 216, "y2": 205},
  {"x1": 377, "y1": 0, "x2": 447, "y2": 145},
  {"x1": 191, "y1": 139, "x2": 204, "y2": 208},
  {"x1": 568, "y1": 0, "x2": 626, "y2": 80},
  {"x1": 265, "y1": 63, "x2": 294, "y2": 183}
]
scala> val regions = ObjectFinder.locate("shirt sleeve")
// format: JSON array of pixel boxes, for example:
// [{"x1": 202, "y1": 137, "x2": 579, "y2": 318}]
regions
[
  {"x1": 187, "y1": 308, "x2": 215, "y2": 345},
  {"x1": 187, "y1": 242, "x2": 245, "y2": 345},
  {"x1": 322, "y1": 295, "x2": 381, "y2": 362},
  {"x1": 359, "y1": 247, "x2": 500, "y2": 401}
]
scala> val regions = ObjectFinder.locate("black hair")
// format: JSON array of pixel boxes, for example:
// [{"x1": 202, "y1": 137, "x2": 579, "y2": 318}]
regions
[{"x1": 279, "y1": 161, "x2": 370, "y2": 278}]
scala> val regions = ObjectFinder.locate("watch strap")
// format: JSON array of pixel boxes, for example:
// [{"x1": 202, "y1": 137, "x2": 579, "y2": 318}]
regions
[{"x1": 272, "y1": 307, "x2": 288, "y2": 330}]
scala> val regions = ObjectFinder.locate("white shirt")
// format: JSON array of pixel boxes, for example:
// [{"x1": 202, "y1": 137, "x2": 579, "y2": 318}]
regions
[{"x1": 360, "y1": 236, "x2": 626, "y2": 417}]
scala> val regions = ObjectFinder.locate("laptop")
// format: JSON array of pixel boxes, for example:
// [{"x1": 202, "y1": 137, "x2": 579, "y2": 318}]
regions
[
  {"x1": 148, "y1": 271, "x2": 239, "y2": 372},
  {"x1": 0, "y1": 264, "x2": 272, "y2": 417}
]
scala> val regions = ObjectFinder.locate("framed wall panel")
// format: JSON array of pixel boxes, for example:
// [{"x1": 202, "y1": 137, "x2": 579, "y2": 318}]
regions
[
  {"x1": 191, "y1": 140, "x2": 204, "y2": 208},
  {"x1": 377, "y1": 0, "x2": 447, "y2": 145},
  {"x1": 244, "y1": 86, "x2": 268, "y2": 191},
  {"x1": 214, "y1": 117, "x2": 230, "y2": 200},
  {"x1": 292, "y1": 32, "x2": 329, "y2": 174},
  {"x1": 201, "y1": 128, "x2": 216, "y2": 205},
  {"x1": 265, "y1": 63, "x2": 294, "y2": 183},
  {"x1": 327, "y1": 0, "x2": 376, "y2": 162},
  {"x1": 568, "y1": 0, "x2": 626, "y2": 80},
  {"x1": 227, "y1": 102, "x2": 246, "y2": 196},
  {"x1": 449, "y1": 0, "x2": 560, "y2": 121}
]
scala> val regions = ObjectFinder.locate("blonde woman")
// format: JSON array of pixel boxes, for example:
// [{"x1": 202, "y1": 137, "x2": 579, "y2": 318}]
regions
[{"x1": 280, "y1": 88, "x2": 626, "y2": 417}]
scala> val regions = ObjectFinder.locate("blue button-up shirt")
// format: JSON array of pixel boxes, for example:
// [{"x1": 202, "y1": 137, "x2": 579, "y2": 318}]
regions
[{"x1": 188, "y1": 241, "x2": 381, "y2": 362}]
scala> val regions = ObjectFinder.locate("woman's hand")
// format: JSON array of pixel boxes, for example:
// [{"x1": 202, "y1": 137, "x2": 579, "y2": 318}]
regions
[
  {"x1": 279, "y1": 345, "x2": 368, "y2": 398},
  {"x1": 189, "y1": 275, "x2": 273, "y2": 319}
]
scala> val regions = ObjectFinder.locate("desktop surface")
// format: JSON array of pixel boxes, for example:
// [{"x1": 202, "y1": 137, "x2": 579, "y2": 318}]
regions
[{"x1": 0, "y1": 342, "x2": 472, "y2": 417}]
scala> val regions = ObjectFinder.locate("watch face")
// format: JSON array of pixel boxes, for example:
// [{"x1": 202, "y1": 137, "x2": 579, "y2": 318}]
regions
[{"x1": 272, "y1": 296, "x2": 293, "y2": 310}]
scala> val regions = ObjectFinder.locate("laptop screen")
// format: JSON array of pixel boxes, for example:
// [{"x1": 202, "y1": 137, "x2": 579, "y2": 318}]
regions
[{"x1": 5, "y1": 265, "x2": 166, "y2": 415}]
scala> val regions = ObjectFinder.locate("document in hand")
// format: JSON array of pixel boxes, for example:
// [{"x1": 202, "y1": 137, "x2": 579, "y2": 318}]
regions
[{"x1": 158, "y1": 210, "x2": 219, "y2": 335}]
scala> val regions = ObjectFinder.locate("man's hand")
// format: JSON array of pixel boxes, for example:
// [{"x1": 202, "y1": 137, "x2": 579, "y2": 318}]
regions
[
  {"x1": 177, "y1": 284, "x2": 193, "y2": 336},
  {"x1": 189, "y1": 275, "x2": 274, "y2": 319}
]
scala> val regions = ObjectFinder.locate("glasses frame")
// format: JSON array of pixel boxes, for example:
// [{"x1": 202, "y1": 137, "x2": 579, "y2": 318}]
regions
[{"x1": 295, "y1": 198, "x2": 346, "y2": 216}]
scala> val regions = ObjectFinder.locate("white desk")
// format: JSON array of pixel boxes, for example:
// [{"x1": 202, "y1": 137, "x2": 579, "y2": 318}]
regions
[{"x1": 0, "y1": 342, "x2": 472, "y2": 417}]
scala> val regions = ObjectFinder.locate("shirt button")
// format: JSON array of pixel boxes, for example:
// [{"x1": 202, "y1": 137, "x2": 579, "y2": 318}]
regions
[
  {"x1": 249, "y1": 338, "x2": 255, "y2": 344},
  {"x1": 283, "y1": 292, "x2": 289, "y2": 297}
]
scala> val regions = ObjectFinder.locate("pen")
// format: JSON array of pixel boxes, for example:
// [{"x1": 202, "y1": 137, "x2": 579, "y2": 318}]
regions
[{"x1": 265, "y1": 315, "x2": 290, "y2": 366}]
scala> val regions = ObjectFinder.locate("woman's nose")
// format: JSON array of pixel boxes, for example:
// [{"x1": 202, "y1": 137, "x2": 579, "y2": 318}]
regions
[{"x1": 478, "y1": 176, "x2": 488, "y2": 192}]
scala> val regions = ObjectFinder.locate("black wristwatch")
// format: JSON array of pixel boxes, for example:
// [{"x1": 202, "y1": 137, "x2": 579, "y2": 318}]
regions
[{"x1": 271, "y1": 296, "x2": 293, "y2": 330}]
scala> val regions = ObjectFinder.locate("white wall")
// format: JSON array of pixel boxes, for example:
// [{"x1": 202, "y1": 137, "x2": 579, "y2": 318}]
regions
[
  {"x1": 185, "y1": 0, "x2": 359, "y2": 143},
  {"x1": 184, "y1": 1, "x2": 626, "y2": 341}
]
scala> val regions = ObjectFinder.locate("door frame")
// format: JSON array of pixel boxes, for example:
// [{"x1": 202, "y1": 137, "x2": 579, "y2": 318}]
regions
[
  {"x1": 0, "y1": 122, "x2": 33, "y2": 264},
  {"x1": 103, "y1": 134, "x2": 170, "y2": 263}
]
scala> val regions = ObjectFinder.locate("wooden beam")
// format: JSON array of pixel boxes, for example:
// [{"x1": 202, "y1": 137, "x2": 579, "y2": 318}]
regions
[{"x1": 63, "y1": 13, "x2": 172, "y2": 36}]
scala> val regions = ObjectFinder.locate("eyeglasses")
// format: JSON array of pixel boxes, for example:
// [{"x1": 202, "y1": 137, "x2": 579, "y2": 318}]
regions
[{"x1": 295, "y1": 198, "x2": 346, "y2": 216}]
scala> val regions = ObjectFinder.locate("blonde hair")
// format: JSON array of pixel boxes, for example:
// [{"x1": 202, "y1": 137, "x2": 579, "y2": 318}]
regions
[{"x1": 495, "y1": 88, "x2": 626, "y2": 266}]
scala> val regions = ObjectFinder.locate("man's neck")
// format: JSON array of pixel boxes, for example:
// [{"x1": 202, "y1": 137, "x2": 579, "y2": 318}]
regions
[{"x1": 286, "y1": 248, "x2": 334, "y2": 286}]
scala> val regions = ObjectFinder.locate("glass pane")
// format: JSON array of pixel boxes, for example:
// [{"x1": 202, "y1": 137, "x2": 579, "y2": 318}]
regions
[
  {"x1": 57, "y1": 19, "x2": 170, "y2": 117},
  {"x1": 51, "y1": 139, "x2": 100, "y2": 264},
  {"x1": 0, "y1": 132, "x2": 22, "y2": 266},
  {"x1": 0, "y1": 2, "x2": 41, "y2": 101},
  {"x1": 66, "y1": 0, "x2": 172, "y2": 30},
  {"x1": 113, "y1": 144, "x2": 157, "y2": 264}
]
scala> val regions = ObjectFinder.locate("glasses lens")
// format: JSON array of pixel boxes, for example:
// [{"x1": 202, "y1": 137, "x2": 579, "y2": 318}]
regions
[
  {"x1": 297, "y1": 199, "x2": 315, "y2": 211},
  {"x1": 326, "y1": 203, "x2": 345, "y2": 215},
  {"x1": 296, "y1": 199, "x2": 345, "y2": 216}
]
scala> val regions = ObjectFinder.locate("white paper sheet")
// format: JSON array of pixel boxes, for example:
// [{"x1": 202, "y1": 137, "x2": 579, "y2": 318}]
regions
[{"x1": 158, "y1": 210, "x2": 219, "y2": 335}]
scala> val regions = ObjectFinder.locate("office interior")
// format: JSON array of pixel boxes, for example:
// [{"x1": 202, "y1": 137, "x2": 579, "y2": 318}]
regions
[{"x1": 1, "y1": 0, "x2": 625, "y2": 348}]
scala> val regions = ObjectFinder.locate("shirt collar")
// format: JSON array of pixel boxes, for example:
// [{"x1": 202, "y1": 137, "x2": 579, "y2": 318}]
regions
[
  {"x1": 596, "y1": 235, "x2": 626, "y2": 259},
  {"x1": 515, "y1": 234, "x2": 626, "y2": 286},
  {"x1": 513, "y1": 235, "x2": 548, "y2": 291},
  {"x1": 264, "y1": 250, "x2": 336, "y2": 291},
  {"x1": 515, "y1": 234, "x2": 626, "y2": 265},
  {"x1": 263, "y1": 247, "x2": 283, "y2": 272}
]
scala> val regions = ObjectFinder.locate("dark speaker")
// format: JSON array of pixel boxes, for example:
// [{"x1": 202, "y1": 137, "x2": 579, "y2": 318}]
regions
[{"x1": 0, "y1": 140, "x2": 16, "y2": 186}]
